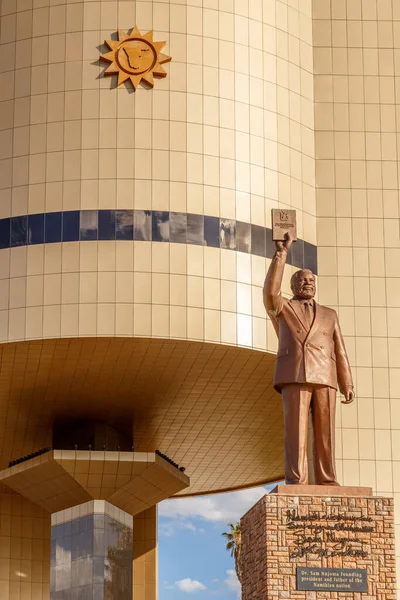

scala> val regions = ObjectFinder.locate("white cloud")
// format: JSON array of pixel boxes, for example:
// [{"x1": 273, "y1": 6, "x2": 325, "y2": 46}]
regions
[
  {"x1": 175, "y1": 578, "x2": 207, "y2": 593},
  {"x1": 159, "y1": 485, "x2": 271, "y2": 524},
  {"x1": 159, "y1": 518, "x2": 204, "y2": 537},
  {"x1": 182, "y1": 521, "x2": 197, "y2": 533},
  {"x1": 159, "y1": 521, "x2": 175, "y2": 536},
  {"x1": 224, "y1": 570, "x2": 241, "y2": 597}
]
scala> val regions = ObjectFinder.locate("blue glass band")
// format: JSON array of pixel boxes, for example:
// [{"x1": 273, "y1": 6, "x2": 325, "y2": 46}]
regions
[{"x1": 1, "y1": 210, "x2": 317, "y2": 274}]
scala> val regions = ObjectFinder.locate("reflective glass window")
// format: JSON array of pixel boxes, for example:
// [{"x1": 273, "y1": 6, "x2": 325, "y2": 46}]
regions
[
  {"x1": 290, "y1": 238, "x2": 304, "y2": 268},
  {"x1": 220, "y1": 219, "x2": 236, "y2": 250},
  {"x1": 236, "y1": 221, "x2": 251, "y2": 253},
  {"x1": 51, "y1": 508, "x2": 133, "y2": 600},
  {"x1": 251, "y1": 224, "x2": 266, "y2": 257},
  {"x1": 94, "y1": 583, "x2": 104, "y2": 600},
  {"x1": 304, "y1": 241, "x2": 318, "y2": 274},
  {"x1": 204, "y1": 216, "x2": 219, "y2": 248},
  {"x1": 133, "y1": 210, "x2": 151, "y2": 241},
  {"x1": 80, "y1": 210, "x2": 98, "y2": 241},
  {"x1": 45, "y1": 212, "x2": 62, "y2": 243},
  {"x1": 116, "y1": 210, "x2": 134, "y2": 240},
  {"x1": 0, "y1": 218, "x2": 10, "y2": 249},
  {"x1": 170, "y1": 212, "x2": 187, "y2": 243},
  {"x1": 11, "y1": 215, "x2": 27, "y2": 247},
  {"x1": 28, "y1": 213, "x2": 45, "y2": 245},
  {"x1": 187, "y1": 214, "x2": 204, "y2": 245},
  {"x1": 62, "y1": 211, "x2": 80, "y2": 242},
  {"x1": 98, "y1": 210, "x2": 115, "y2": 240},
  {"x1": 265, "y1": 229, "x2": 275, "y2": 259},
  {"x1": 152, "y1": 211, "x2": 169, "y2": 242}
]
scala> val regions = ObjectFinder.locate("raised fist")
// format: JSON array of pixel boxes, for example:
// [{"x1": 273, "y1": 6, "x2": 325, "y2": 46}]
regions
[{"x1": 275, "y1": 231, "x2": 294, "y2": 253}]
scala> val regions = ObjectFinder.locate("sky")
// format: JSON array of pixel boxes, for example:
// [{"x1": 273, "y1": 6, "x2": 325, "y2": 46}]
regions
[{"x1": 158, "y1": 484, "x2": 275, "y2": 599}]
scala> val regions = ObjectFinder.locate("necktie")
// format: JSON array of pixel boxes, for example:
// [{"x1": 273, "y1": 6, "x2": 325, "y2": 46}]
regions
[{"x1": 303, "y1": 302, "x2": 313, "y2": 329}]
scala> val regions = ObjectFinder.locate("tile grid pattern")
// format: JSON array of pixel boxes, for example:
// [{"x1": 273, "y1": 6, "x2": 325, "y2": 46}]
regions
[
  {"x1": 0, "y1": 488, "x2": 51, "y2": 600},
  {"x1": 51, "y1": 499, "x2": 133, "y2": 528},
  {"x1": 0, "y1": 0, "x2": 319, "y2": 596},
  {"x1": 133, "y1": 507, "x2": 157, "y2": 600},
  {"x1": 0, "y1": 0, "x2": 318, "y2": 353},
  {"x1": 312, "y1": 0, "x2": 400, "y2": 589},
  {"x1": 0, "y1": 0, "x2": 316, "y2": 240},
  {"x1": 0, "y1": 240, "x2": 306, "y2": 349}
]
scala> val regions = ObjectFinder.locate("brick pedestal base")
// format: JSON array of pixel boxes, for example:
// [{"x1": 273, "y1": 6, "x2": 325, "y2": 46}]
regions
[{"x1": 240, "y1": 491, "x2": 396, "y2": 599}]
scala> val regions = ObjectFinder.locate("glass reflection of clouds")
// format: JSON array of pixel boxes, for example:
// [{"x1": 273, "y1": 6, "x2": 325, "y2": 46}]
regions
[
  {"x1": 237, "y1": 221, "x2": 251, "y2": 254},
  {"x1": 170, "y1": 212, "x2": 187, "y2": 243},
  {"x1": 187, "y1": 214, "x2": 204, "y2": 245},
  {"x1": 116, "y1": 209, "x2": 134, "y2": 240},
  {"x1": 80, "y1": 210, "x2": 98, "y2": 241},
  {"x1": 152, "y1": 211, "x2": 170, "y2": 242},
  {"x1": 133, "y1": 210, "x2": 152, "y2": 241},
  {"x1": 220, "y1": 219, "x2": 236, "y2": 250},
  {"x1": 0, "y1": 210, "x2": 318, "y2": 272}
]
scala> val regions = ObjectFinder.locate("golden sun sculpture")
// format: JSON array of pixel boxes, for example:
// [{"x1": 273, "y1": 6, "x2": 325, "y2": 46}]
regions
[{"x1": 100, "y1": 26, "x2": 171, "y2": 89}]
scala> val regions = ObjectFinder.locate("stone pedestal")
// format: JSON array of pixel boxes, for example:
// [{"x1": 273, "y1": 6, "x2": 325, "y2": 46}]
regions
[
  {"x1": 241, "y1": 489, "x2": 396, "y2": 600},
  {"x1": 270, "y1": 485, "x2": 373, "y2": 497}
]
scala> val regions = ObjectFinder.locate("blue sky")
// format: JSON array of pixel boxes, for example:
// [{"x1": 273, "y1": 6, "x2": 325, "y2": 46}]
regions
[{"x1": 158, "y1": 485, "x2": 274, "y2": 599}]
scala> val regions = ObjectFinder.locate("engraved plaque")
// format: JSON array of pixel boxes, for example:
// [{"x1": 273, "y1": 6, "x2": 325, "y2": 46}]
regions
[
  {"x1": 296, "y1": 567, "x2": 367, "y2": 592},
  {"x1": 271, "y1": 209, "x2": 297, "y2": 241}
]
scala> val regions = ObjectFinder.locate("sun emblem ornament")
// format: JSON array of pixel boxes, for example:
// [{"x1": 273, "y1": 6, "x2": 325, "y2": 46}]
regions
[{"x1": 100, "y1": 26, "x2": 171, "y2": 89}]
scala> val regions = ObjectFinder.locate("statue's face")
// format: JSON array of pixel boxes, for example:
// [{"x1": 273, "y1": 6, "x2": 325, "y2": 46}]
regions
[{"x1": 293, "y1": 270, "x2": 316, "y2": 299}]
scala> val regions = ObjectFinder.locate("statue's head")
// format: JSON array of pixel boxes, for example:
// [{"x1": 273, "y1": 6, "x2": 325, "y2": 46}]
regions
[{"x1": 290, "y1": 269, "x2": 316, "y2": 300}]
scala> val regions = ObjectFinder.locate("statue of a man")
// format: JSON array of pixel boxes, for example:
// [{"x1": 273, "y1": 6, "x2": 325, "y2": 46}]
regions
[{"x1": 263, "y1": 233, "x2": 354, "y2": 486}]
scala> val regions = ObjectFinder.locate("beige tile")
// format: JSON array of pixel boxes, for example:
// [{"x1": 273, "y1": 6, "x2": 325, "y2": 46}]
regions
[
  {"x1": 97, "y1": 304, "x2": 115, "y2": 336},
  {"x1": 152, "y1": 273, "x2": 169, "y2": 306},
  {"x1": 151, "y1": 304, "x2": 169, "y2": 337},
  {"x1": 187, "y1": 307, "x2": 204, "y2": 340},
  {"x1": 79, "y1": 303, "x2": 97, "y2": 336},
  {"x1": 133, "y1": 273, "x2": 151, "y2": 304},
  {"x1": 116, "y1": 272, "x2": 133, "y2": 304},
  {"x1": 170, "y1": 305, "x2": 186, "y2": 339},
  {"x1": 170, "y1": 274, "x2": 186, "y2": 307},
  {"x1": 97, "y1": 272, "x2": 116, "y2": 304}
]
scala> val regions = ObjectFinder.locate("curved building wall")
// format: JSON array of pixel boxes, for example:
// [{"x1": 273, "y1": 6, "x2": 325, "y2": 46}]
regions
[{"x1": 0, "y1": 0, "x2": 316, "y2": 351}]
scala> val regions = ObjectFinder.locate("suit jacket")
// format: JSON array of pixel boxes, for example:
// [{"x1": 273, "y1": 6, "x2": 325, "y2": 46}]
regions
[{"x1": 263, "y1": 249, "x2": 353, "y2": 394}]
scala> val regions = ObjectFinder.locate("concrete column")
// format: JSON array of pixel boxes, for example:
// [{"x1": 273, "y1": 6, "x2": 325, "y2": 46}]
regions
[
  {"x1": 133, "y1": 507, "x2": 157, "y2": 600},
  {"x1": 0, "y1": 488, "x2": 50, "y2": 600}
]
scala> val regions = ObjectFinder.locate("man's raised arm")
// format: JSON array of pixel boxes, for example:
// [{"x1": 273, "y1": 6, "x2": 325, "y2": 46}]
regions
[{"x1": 263, "y1": 234, "x2": 293, "y2": 318}]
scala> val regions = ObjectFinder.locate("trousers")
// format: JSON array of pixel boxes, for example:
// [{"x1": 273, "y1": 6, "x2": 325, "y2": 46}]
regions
[{"x1": 281, "y1": 383, "x2": 338, "y2": 486}]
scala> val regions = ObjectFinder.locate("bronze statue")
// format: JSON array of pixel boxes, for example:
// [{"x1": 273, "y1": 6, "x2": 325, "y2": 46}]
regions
[{"x1": 263, "y1": 233, "x2": 354, "y2": 486}]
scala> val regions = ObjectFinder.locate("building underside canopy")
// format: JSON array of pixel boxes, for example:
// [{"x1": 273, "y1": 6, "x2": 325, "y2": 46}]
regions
[{"x1": 0, "y1": 337, "x2": 283, "y2": 496}]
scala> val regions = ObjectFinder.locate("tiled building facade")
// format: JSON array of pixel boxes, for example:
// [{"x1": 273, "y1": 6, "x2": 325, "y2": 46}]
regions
[
  {"x1": 314, "y1": 0, "x2": 400, "y2": 593},
  {"x1": 0, "y1": 0, "x2": 399, "y2": 597}
]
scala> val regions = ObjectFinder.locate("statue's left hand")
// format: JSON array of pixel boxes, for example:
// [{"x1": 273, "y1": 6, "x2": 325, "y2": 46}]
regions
[{"x1": 341, "y1": 388, "x2": 355, "y2": 404}]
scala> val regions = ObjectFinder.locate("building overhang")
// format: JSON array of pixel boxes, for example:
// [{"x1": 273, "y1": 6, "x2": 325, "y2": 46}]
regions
[
  {"x1": 0, "y1": 449, "x2": 189, "y2": 514},
  {"x1": 0, "y1": 337, "x2": 284, "y2": 495}
]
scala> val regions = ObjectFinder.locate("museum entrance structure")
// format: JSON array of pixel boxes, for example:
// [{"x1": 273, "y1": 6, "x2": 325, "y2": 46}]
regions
[
  {"x1": 1, "y1": 0, "x2": 400, "y2": 597},
  {"x1": 0, "y1": 340, "x2": 284, "y2": 599}
]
